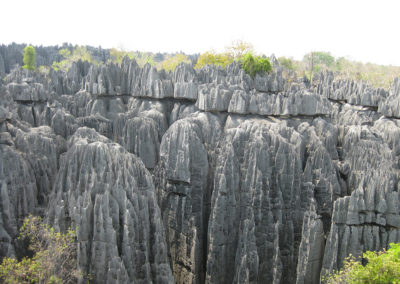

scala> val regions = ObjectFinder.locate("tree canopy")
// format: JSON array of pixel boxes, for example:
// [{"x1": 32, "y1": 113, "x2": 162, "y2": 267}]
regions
[
  {"x1": 160, "y1": 53, "x2": 191, "y2": 72},
  {"x1": 52, "y1": 46, "x2": 97, "y2": 71},
  {"x1": 22, "y1": 46, "x2": 36, "y2": 71},
  {"x1": 225, "y1": 40, "x2": 254, "y2": 58},
  {"x1": 195, "y1": 51, "x2": 234, "y2": 69},
  {"x1": 194, "y1": 40, "x2": 254, "y2": 69}
]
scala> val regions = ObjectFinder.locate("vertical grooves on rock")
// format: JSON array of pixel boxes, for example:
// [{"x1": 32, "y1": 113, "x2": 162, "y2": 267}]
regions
[
  {"x1": 3, "y1": 54, "x2": 400, "y2": 283},
  {"x1": 31, "y1": 106, "x2": 36, "y2": 127},
  {"x1": 117, "y1": 208, "x2": 123, "y2": 257}
]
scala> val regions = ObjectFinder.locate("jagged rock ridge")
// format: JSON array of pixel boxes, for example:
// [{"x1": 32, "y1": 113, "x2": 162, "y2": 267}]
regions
[{"x1": 1, "y1": 50, "x2": 400, "y2": 284}]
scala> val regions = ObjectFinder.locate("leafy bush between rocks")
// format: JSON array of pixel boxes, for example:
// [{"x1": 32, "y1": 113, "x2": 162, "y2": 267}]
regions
[
  {"x1": 323, "y1": 243, "x2": 400, "y2": 283},
  {"x1": 194, "y1": 41, "x2": 273, "y2": 78},
  {"x1": 240, "y1": 52, "x2": 272, "y2": 78},
  {"x1": 0, "y1": 215, "x2": 85, "y2": 283}
]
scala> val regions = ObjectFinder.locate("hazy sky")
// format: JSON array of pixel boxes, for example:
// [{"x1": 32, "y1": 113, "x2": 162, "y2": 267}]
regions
[{"x1": 2, "y1": 0, "x2": 400, "y2": 65}]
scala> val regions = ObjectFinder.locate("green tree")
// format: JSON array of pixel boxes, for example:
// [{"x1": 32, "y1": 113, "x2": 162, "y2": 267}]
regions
[
  {"x1": 312, "y1": 51, "x2": 335, "y2": 68},
  {"x1": 194, "y1": 51, "x2": 234, "y2": 69},
  {"x1": 278, "y1": 56, "x2": 296, "y2": 71},
  {"x1": 52, "y1": 46, "x2": 97, "y2": 71},
  {"x1": 159, "y1": 53, "x2": 191, "y2": 72},
  {"x1": 226, "y1": 40, "x2": 254, "y2": 58},
  {"x1": 303, "y1": 51, "x2": 335, "y2": 83},
  {"x1": 0, "y1": 215, "x2": 83, "y2": 283},
  {"x1": 107, "y1": 48, "x2": 156, "y2": 67},
  {"x1": 240, "y1": 53, "x2": 272, "y2": 78},
  {"x1": 23, "y1": 46, "x2": 36, "y2": 71},
  {"x1": 109, "y1": 48, "x2": 136, "y2": 64},
  {"x1": 131, "y1": 52, "x2": 155, "y2": 67},
  {"x1": 323, "y1": 243, "x2": 400, "y2": 283}
]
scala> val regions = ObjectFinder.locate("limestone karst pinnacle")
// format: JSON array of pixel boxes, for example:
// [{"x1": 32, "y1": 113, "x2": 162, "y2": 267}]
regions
[{"x1": 1, "y1": 44, "x2": 400, "y2": 283}]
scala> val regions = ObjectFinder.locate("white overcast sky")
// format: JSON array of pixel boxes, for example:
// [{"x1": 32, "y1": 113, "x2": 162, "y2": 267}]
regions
[{"x1": 2, "y1": 0, "x2": 400, "y2": 65}]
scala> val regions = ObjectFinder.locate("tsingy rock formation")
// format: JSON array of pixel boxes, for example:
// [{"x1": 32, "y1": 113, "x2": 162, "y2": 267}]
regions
[{"x1": 1, "y1": 46, "x2": 400, "y2": 283}]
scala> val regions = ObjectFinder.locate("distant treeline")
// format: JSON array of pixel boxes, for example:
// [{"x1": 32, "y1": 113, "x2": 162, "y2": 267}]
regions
[
  {"x1": 1, "y1": 42, "x2": 399, "y2": 88},
  {"x1": 278, "y1": 51, "x2": 400, "y2": 88},
  {"x1": 0, "y1": 43, "x2": 199, "y2": 77}
]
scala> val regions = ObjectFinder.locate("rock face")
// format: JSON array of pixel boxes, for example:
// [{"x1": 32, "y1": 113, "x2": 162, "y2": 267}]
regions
[
  {"x1": 1, "y1": 48, "x2": 400, "y2": 284},
  {"x1": 156, "y1": 112, "x2": 221, "y2": 283},
  {"x1": 206, "y1": 119, "x2": 305, "y2": 284},
  {"x1": 47, "y1": 128, "x2": 174, "y2": 284},
  {"x1": 320, "y1": 125, "x2": 400, "y2": 278}
]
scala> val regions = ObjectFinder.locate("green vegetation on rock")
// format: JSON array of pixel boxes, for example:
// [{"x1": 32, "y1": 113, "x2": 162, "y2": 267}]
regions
[
  {"x1": 194, "y1": 41, "x2": 272, "y2": 77},
  {"x1": 323, "y1": 243, "x2": 400, "y2": 283},
  {"x1": 41, "y1": 41, "x2": 400, "y2": 88},
  {"x1": 109, "y1": 48, "x2": 134, "y2": 64},
  {"x1": 0, "y1": 215, "x2": 84, "y2": 284},
  {"x1": 22, "y1": 46, "x2": 36, "y2": 71},
  {"x1": 159, "y1": 53, "x2": 191, "y2": 72},
  {"x1": 195, "y1": 40, "x2": 254, "y2": 69},
  {"x1": 132, "y1": 52, "x2": 155, "y2": 67},
  {"x1": 52, "y1": 46, "x2": 97, "y2": 71},
  {"x1": 195, "y1": 51, "x2": 233, "y2": 69},
  {"x1": 108, "y1": 49, "x2": 155, "y2": 67},
  {"x1": 240, "y1": 53, "x2": 272, "y2": 77},
  {"x1": 303, "y1": 51, "x2": 335, "y2": 83}
]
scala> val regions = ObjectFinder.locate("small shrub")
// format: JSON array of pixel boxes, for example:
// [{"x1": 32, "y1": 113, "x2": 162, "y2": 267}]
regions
[
  {"x1": 240, "y1": 53, "x2": 272, "y2": 77},
  {"x1": 0, "y1": 215, "x2": 83, "y2": 283},
  {"x1": 323, "y1": 243, "x2": 400, "y2": 283}
]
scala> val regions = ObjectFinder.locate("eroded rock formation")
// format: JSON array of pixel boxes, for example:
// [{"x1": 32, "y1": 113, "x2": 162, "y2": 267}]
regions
[{"x1": 1, "y1": 49, "x2": 400, "y2": 284}]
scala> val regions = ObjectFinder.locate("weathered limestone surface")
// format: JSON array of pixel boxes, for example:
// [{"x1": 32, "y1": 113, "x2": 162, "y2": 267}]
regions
[
  {"x1": 0, "y1": 141, "x2": 36, "y2": 259},
  {"x1": 156, "y1": 112, "x2": 222, "y2": 284},
  {"x1": 47, "y1": 128, "x2": 174, "y2": 284},
  {"x1": 14, "y1": 126, "x2": 63, "y2": 208},
  {"x1": 206, "y1": 119, "x2": 305, "y2": 284},
  {"x1": 174, "y1": 82, "x2": 198, "y2": 100},
  {"x1": 296, "y1": 200, "x2": 325, "y2": 284},
  {"x1": 320, "y1": 125, "x2": 400, "y2": 278},
  {"x1": 378, "y1": 78, "x2": 400, "y2": 118},
  {"x1": 318, "y1": 71, "x2": 388, "y2": 107},
  {"x1": 85, "y1": 59, "x2": 174, "y2": 98},
  {"x1": 1, "y1": 52, "x2": 400, "y2": 284}
]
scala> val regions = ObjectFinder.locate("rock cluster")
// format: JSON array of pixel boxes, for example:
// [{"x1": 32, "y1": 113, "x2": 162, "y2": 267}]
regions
[
  {"x1": 1, "y1": 52, "x2": 400, "y2": 284},
  {"x1": 47, "y1": 128, "x2": 174, "y2": 283}
]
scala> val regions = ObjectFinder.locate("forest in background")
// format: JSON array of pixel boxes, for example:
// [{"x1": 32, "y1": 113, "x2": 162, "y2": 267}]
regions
[{"x1": 2, "y1": 41, "x2": 400, "y2": 88}]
